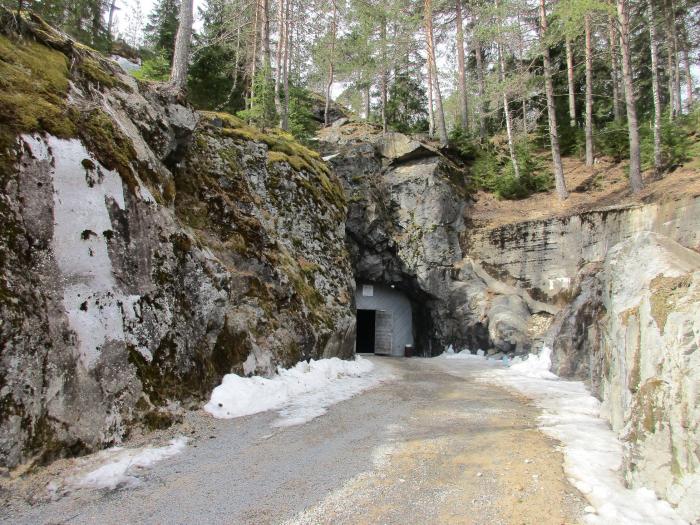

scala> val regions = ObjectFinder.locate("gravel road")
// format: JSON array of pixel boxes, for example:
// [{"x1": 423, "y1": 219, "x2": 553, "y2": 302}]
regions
[{"x1": 1, "y1": 356, "x2": 586, "y2": 524}]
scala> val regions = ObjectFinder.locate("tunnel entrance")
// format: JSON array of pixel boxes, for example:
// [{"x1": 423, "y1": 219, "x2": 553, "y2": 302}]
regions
[
  {"x1": 356, "y1": 309, "x2": 376, "y2": 353},
  {"x1": 355, "y1": 284, "x2": 414, "y2": 356}
]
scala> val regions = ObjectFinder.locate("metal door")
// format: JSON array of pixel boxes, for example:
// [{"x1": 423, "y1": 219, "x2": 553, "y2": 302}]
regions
[{"x1": 374, "y1": 310, "x2": 393, "y2": 355}]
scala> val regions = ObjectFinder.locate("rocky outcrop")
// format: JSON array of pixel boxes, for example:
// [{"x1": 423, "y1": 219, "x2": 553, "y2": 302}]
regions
[
  {"x1": 464, "y1": 198, "x2": 700, "y2": 303},
  {"x1": 0, "y1": 15, "x2": 353, "y2": 468},
  {"x1": 319, "y1": 122, "x2": 472, "y2": 355},
  {"x1": 545, "y1": 233, "x2": 700, "y2": 522},
  {"x1": 319, "y1": 121, "x2": 558, "y2": 356}
]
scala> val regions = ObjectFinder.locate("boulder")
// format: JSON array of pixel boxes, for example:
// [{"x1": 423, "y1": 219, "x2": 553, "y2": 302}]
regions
[{"x1": 487, "y1": 295, "x2": 531, "y2": 354}]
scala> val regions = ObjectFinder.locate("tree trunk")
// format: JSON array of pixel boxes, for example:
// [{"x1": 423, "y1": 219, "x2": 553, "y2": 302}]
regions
[
  {"x1": 262, "y1": 0, "x2": 271, "y2": 68},
  {"x1": 495, "y1": 0, "x2": 519, "y2": 179},
  {"x1": 565, "y1": 37, "x2": 576, "y2": 128},
  {"x1": 424, "y1": 0, "x2": 448, "y2": 145},
  {"x1": 170, "y1": 0, "x2": 194, "y2": 89},
  {"x1": 664, "y1": 0, "x2": 678, "y2": 119},
  {"x1": 585, "y1": 15, "x2": 594, "y2": 167},
  {"x1": 682, "y1": 46, "x2": 693, "y2": 111},
  {"x1": 274, "y1": 0, "x2": 285, "y2": 122},
  {"x1": 107, "y1": 0, "x2": 118, "y2": 40},
  {"x1": 427, "y1": 50, "x2": 435, "y2": 138},
  {"x1": 617, "y1": 0, "x2": 643, "y2": 192},
  {"x1": 516, "y1": 11, "x2": 527, "y2": 133},
  {"x1": 669, "y1": 0, "x2": 682, "y2": 116},
  {"x1": 648, "y1": 0, "x2": 663, "y2": 178},
  {"x1": 608, "y1": 15, "x2": 622, "y2": 121},
  {"x1": 380, "y1": 15, "x2": 388, "y2": 133},
  {"x1": 680, "y1": 17, "x2": 693, "y2": 110},
  {"x1": 365, "y1": 85, "x2": 371, "y2": 120},
  {"x1": 455, "y1": 0, "x2": 469, "y2": 131},
  {"x1": 475, "y1": 42, "x2": 486, "y2": 139},
  {"x1": 281, "y1": 0, "x2": 291, "y2": 130},
  {"x1": 324, "y1": 0, "x2": 337, "y2": 127},
  {"x1": 250, "y1": 0, "x2": 260, "y2": 108},
  {"x1": 539, "y1": 0, "x2": 568, "y2": 199}
]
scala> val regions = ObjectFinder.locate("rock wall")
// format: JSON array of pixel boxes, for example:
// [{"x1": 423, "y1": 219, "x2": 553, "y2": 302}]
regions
[
  {"x1": 0, "y1": 15, "x2": 353, "y2": 468},
  {"x1": 546, "y1": 233, "x2": 700, "y2": 522},
  {"x1": 319, "y1": 124, "x2": 470, "y2": 355},
  {"x1": 321, "y1": 120, "x2": 700, "y2": 520},
  {"x1": 464, "y1": 198, "x2": 700, "y2": 303}
]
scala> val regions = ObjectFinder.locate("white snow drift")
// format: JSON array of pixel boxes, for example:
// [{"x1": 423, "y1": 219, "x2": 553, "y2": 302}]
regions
[
  {"x1": 463, "y1": 347, "x2": 687, "y2": 525},
  {"x1": 205, "y1": 356, "x2": 389, "y2": 426},
  {"x1": 66, "y1": 437, "x2": 187, "y2": 490}
]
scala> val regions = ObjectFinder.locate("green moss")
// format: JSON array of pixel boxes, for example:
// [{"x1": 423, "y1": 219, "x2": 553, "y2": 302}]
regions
[
  {"x1": 76, "y1": 56, "x2": 123, "y2": 89},
  {"x1": 0, "y1": 33, "x2": 74, "y2": 177}
]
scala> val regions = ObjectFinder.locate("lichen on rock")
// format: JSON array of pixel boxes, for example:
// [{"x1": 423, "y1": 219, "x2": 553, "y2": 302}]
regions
[{"x1": 0, "y1": 12, "x2": 354, "y2": 470}]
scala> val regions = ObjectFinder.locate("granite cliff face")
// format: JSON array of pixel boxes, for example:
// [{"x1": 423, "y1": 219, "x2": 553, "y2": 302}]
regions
[{"x1": 0, "y1": 15, "x2": 353, "y2": 468}]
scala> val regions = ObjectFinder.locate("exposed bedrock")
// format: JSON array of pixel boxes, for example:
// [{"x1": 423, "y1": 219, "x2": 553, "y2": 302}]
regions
[
  {"x1": 545, "y1": 233, "x2": 700, "y2": 521},
  {"x1": 0, "y1": 17, "x2": 353, "y2": 468},
  {"x1": 322, "y1": 120, "x2": 699, "y2": 520}
]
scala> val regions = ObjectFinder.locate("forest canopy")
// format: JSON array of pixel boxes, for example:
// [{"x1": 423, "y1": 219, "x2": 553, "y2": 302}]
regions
[{"x1": 4, "y1": 0, "x2": 699, "y2": 199}]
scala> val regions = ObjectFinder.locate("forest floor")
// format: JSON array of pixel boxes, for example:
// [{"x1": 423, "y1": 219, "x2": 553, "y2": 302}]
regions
[
  {"x1": 470, "y1": 155, "x2": 700, "y2": 230},
  {"x1": 0, "y1": 357, "x2": 586, "y2": 525}
]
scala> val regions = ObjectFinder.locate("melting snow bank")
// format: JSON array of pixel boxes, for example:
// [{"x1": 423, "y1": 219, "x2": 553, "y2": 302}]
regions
[
  {"x1": 205, "y1": 356, "x2": 391, "y2": 426},
  {"x1": 475, "y1": 347, "x2": 686, "y2": 525},
  {"x1": 52, "y1": 437, "x2": 187, "y2": 492}
]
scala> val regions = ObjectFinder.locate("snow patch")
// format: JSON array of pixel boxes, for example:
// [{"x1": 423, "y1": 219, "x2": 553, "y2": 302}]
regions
[
  {"x1": 67, "y1": 437, "x2": 187, "y2": 491},
  {"x1": 479, "y1": 347, "x2": 687, "y2": 525},
  {"x1": 205, "y1": 356, "x2": 391, "y2": 426}
]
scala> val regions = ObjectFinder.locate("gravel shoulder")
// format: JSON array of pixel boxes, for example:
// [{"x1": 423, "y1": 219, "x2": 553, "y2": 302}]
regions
[{"x1": 1, "y1": 357, "x2": 586, "y2": 525}]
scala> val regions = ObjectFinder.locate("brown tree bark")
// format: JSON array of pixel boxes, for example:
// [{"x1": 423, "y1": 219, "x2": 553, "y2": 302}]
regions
[
  {"x1": 170, "y1": 0, "x2": 193, "y2": 89},
  {"x1": 617, "y1": 0, "x2": 644, "y2": 192},
  {"x1": 565, "y1": 37, "x2": 576, "y2": 128},
  {"x1": 584, "y1": 15, "x2": 594, "y2": 167},
  {"x1": 648, "y1": 0, "x2": 663, "y2": 177},
  {"x1": 455, "y1": 0, "x2": 469, "y2": 131},
  {"x1": 539, "y1": 0, "x2": 568, "y2": 199},
  {"x1": 424, "y1": 0, "x2": 448, "y2": 145}
]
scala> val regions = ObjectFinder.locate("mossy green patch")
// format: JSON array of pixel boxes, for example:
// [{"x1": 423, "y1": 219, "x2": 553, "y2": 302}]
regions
[
  {"x1": 0, "y1": 33, "x2": 74, "y2": 177},
  {"x1": 76, "y1": 56, "x2": 123, "y2": 89}
]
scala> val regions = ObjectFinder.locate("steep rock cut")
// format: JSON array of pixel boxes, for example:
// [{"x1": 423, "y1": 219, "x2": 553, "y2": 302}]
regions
[
  {"x1": 319, "y1": 121, "x2": 553, "y2": 356},
  {"x1": 0, "y1": 14, "x2": 354, "y2": 469},
  {"x1": 318, "y1": 122, "x2": 471, "y2": 355}
]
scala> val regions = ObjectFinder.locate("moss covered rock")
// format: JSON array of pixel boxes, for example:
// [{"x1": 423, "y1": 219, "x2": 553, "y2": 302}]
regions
[{"x1": 0, "y1": 11, "x2": 354, "y2": 470}]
